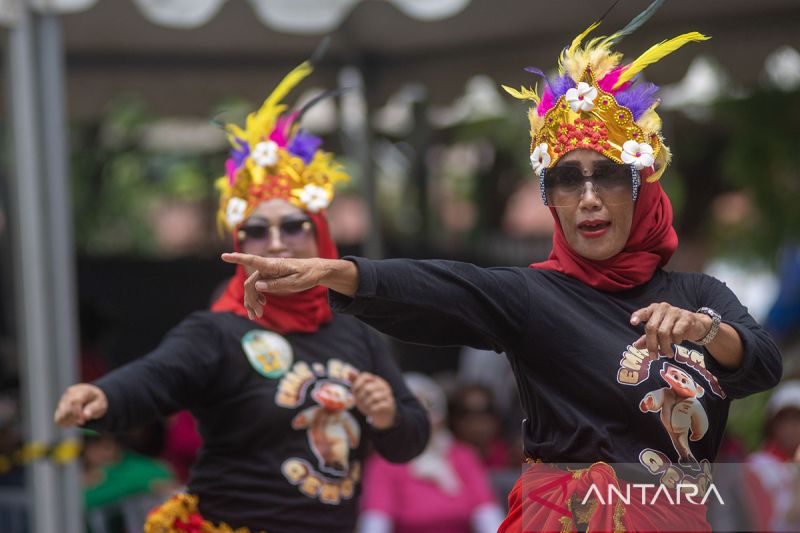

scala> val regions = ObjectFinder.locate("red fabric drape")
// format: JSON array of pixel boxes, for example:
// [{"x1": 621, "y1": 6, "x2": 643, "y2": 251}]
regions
[{"x1": 532, "y1": 170, "x2": 679, "y2": 292}]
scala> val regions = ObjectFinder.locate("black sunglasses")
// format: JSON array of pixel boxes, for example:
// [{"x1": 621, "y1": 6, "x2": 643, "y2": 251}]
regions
[
  {"x1": 237, "y1": 217, "x2": 314, "y2": 243},
  {"x1": 541, "y1": 163, "x2": 640, "y2": 207}
]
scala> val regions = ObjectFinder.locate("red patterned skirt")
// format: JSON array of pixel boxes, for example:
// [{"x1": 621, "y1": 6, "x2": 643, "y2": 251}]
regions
[{"x1": 498, "y1": 461, "x2": 712, "y2": 533}]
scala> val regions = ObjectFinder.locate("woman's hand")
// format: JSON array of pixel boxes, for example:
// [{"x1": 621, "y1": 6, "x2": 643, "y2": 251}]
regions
[
  {"x1": 352, "y1": 372, "x2": 396, "y2": 430},
  {"x1": 54, "y1": 384, "x2": 108, "y2": 427},
  {"x1": 221, "y1": 253, "x2": 358, "y2": 319},
  {"x1": 630, "y1": 302, "x2": 712, "y2": 357}
]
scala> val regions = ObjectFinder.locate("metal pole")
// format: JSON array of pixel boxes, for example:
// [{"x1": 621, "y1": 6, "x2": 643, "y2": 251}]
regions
[
  {"x1": 7, "y1": 4, "x2": 61, "y2": 533},
  {"x1": 339, "y1": 65, "x2": 382, "y2": 259},
  {"x1": 408, "y1": 94, "x2": 430, "y2": 252},
  {"x1": 36, "y1": 12, "x2": 83, "y2": 533}
]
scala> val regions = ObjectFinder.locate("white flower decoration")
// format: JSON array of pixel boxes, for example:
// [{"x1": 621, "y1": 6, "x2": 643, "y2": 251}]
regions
[
  {"x1": 299, "y1": 184, "x2": 330, "y2": 213},
  {"x1": 226, "y1": 197, "x2": 248, "y2": 227},
  {"x1": 620, "y1": 140, "x2": 655, "y2": 170},
  {"x1": 565, "y1": 82, "x2": 598, "y2": 112},
  {"x1": 251, "y1": 140, "x2": 279, "y2": 167},
  {"x1": 529, "y1": 143, "x2": 551, "y2": 174}
]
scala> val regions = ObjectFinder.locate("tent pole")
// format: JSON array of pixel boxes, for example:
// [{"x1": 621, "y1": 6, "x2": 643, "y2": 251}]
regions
[
  {"x1": 7, "y1": 5, "x2": 62, "y2": 531},
  {"x1": 36, "y1": 12, "x2": 83, "y2": 533}
]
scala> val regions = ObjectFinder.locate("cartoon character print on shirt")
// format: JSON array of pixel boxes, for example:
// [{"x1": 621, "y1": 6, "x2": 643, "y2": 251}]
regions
[
  {"x1": 639, "y1": 362, "x2": 709, "y2": 471},
  {"x1": 291, "y1": 381, "x2": 360, "y2": 476},
  {"x1": 274, "y1": 357, "x2": 363, "y2": 505},
  {"x1": 616, "y1": 341, "x2": 725, "y2": 488}
]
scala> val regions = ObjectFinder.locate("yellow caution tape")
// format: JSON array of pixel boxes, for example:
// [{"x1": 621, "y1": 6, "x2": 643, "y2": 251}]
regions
[
  {"x1": 50, "y1": 439, "x2": 82, "y2": 465},
  {"x1": 0, "y1": 438, "x2": 82, "y2": 473}
]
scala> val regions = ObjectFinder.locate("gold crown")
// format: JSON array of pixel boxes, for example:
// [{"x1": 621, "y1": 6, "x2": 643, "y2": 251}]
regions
[
  {"x1": 531, "y1": 67, "x2": 663, "y2": 171},
  {"x1": 215, "y1": 61, "x2": 348, "y2": 233},
  {"x1": 503, "y1": 3, "x2": 709, "y2": 182}
]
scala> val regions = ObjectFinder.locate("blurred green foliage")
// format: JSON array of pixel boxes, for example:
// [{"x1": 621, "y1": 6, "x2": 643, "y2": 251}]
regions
[
  {"x1": 715, "y1": 88, "x2": 800, "y2": 261},
  {"x1": 71, "y1": 95, "x2": 226, "y2": 256},
  {"x1": 726, "y1": 390, "x2": 772, "y2": 451}
]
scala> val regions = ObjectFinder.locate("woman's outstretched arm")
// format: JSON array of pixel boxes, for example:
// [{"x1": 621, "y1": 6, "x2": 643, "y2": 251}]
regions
[
  {"x1": 221, "y1": 254, "x2": 357, "y2": 319},
  {"x1": 222, "y1": 253, "x2": 530, "y2": 352}
]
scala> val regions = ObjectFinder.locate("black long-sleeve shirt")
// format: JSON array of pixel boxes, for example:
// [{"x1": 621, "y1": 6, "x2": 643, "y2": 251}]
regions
[
  {"x1": 330, "y1": 258, "x2": 782, "y2": 481},
  {"x1": 89, "y1": 310, "x2": 429, "y2": 533}
]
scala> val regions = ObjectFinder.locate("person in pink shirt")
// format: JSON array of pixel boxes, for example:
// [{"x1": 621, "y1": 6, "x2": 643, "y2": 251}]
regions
[
  {"x1": 449, "y1": 383, "x2": 516, "y2": 469},
  {"x1": 358, "y1": 373, "x2": 504, "y2": 533},
  {"x1": 744, "y1": 379, "x2": 800, "y2": 532}
]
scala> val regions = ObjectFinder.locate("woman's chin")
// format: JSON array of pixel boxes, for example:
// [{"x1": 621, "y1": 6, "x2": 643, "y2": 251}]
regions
[{"x1": 574, "y1": 242, "x2": 621, "y2": 262}]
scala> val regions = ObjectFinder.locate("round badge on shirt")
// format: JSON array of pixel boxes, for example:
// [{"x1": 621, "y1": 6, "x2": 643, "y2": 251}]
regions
[{"x1": 241, "y1": 330, "x2": 294, "y2": 379}]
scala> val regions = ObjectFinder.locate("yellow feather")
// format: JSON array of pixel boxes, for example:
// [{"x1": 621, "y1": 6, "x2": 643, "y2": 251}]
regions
[
  {"x1": 264, "y1": 61, "x2": 313, "y2": 110},
  {"x1": 597, "y1": 30, "x2": 629, "y2": 51},
  {"x1": 225, "y1": 128, "x2": 247, "y2": 150},
  {"x1": 245, "y1": 104, "x2": 288, "y2": 146},
  {"x1": 613, "y1": 32, "x2": 710, "y2": 89},
  {"x1": 646, "y1": 145, "x2": 671, "y2": 182},
  {"x1": 226, "y1": 124, "x2": 246, "y2": 139},
  {"x1": 559, "y1": 31, "x2": 623, "y2": 80},
  {"x1": 502, "y1": 85, "x2": 540, "y2": 104},
  {"x1": 559, "y1": 21, "x2": 601, "y2": 74},
  {"x1": 214, "y1": 176, "x2": 229, "y2": 193},
  {"x1": 214, "y1": 176, "x2": 230, "y2": 235},
  {"x1": 242, "y1": 60, "x2": 314, "y2": 145},
  {"x1": 562, "y1": 49, "x2": 591, "y2": 81},
  {"x1": 528, "y1": 108, "x2": 543, "y2": 137},
  {"x1": 588, "y1": 48, "x2": 622, "y2": 79},
  {"x1": 636, "y1": 106, "x2": 662, "y2": 134}
]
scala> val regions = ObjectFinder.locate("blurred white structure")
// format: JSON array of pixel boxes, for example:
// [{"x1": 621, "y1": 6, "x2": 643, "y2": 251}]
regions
[{"x1": 764, "y1": 46, "x2": 800, "y2": 91}]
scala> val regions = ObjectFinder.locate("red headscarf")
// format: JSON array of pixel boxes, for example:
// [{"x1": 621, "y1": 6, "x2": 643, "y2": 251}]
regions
[
  {"x1": 211, "y1": 210, "x2": 337, "y2": 334},
  {"x1": 531, "y1": 168, "x2": 678, "y2": 292}
]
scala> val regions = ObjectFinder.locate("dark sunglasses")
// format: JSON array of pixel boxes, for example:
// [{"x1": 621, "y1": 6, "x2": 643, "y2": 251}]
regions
[
  {"x1": 541, "y1": 163, "x2": 640, "y2": 207},
  {"x1": 237, "y1": 217, "x2": 314, "y2": 244}
]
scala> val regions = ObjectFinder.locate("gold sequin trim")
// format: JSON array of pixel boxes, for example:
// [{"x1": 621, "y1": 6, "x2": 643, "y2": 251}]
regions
[
  {"x1": 559, "y1": 514, "x2": 575, "y2": 533},
  {"x1": 144, "y1": 493, "x2": 265, "y2": 533},
  {"x1": 571, "y1": 495, "x2": 599, "y2": 525},
  {"x1": 612, "y1": 499, "x2": 626, "y2": 533}
]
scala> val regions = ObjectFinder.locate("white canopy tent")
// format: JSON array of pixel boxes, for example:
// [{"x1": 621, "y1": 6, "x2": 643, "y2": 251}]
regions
[{"x1": 4, "y1": 1, "x2": 799, "y2": 119}]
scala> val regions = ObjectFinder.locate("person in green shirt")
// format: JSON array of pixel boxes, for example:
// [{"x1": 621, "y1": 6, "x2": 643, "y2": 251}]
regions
[{"x1": 83, "y1": 433, "x2": 176, "y2": 510}]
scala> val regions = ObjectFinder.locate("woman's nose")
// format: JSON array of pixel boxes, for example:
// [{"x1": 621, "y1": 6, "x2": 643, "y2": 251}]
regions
[
  {"x1": 580, "y1": 181, "x2": 601, "y2": 200},
  {"x1": 266, "y1": 226, "x2": 286, "y2": 250}
]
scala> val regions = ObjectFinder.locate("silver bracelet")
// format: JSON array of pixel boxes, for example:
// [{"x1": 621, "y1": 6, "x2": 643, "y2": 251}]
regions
[{"x1": 695, "y1": 307, "x2": 721, "y2": 346}]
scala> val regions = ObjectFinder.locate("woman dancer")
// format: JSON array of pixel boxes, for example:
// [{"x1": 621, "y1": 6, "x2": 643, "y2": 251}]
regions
[
  {"x1": 222, "y1": 4, "x2": 782, "y2": 531},
  {"x1": 55, "y1": 57, "x2": 429, "y2": 533}
]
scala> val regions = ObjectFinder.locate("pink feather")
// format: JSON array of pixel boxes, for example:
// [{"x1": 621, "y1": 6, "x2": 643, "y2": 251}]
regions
[
  {"x1": 537, "y1": 88, "x2": 555, "y2": 116},
  {"x1": 268, "y1": 113, "x2": 299, "y2": 147},
  {"x1": 598, "y1": 67, "x2": 632, "y2": 93},
  {"x1": 225, "y1": 158, "x2": 237, "y2": 186}
]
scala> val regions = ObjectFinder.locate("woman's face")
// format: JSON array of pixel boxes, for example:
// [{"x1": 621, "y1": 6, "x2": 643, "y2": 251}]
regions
[
  {"x1": 238, "y1": 199, "x2": 319, "y2": 263},
  {"x1": 552, "y1": 149, "x2": 635, "y2": 261},
  {"x1": 771, "y1": 408, "x2": 800, "y2": 458}
]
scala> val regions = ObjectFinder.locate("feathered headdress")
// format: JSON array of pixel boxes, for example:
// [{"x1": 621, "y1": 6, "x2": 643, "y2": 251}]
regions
[
  {"x1": 503, "y1": 0, "x2": 709, "y2": 182},
  {"x1": 216, "y1": 50, "x2": 349, "y2": 233}
]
